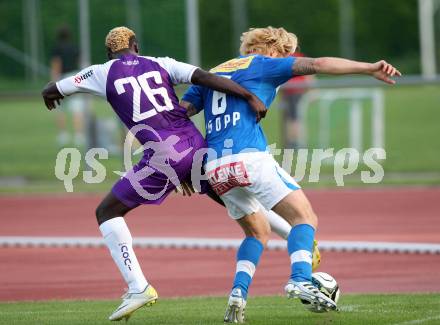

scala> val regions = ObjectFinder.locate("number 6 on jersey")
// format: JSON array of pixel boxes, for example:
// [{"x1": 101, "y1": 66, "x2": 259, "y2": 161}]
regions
[
  {"x1": 114, "y1": 71, "x2": 173, "y2": 122},
  {"x1": 211, "y1": 75, "x2": 231, "y2": 115}
]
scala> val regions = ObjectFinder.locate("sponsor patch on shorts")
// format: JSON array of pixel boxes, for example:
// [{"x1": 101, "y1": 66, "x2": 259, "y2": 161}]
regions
[{"x1": 207, "y1": 161, "x2": 251, "y2": 195}]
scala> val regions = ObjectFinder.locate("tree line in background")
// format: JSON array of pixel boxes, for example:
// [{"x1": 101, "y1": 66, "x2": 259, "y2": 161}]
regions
[{"x1": 0, "y1": 0, "x2": 437, "y2": 83}]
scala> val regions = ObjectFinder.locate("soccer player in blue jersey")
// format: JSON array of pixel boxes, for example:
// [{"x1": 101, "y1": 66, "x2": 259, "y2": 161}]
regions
[{"x1": 181, "y1": 26, "x2": 400, "y2": 322}]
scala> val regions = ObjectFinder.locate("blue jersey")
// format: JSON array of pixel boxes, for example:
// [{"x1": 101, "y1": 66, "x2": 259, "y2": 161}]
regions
[{"x1": 182, "y1": 54, "x2": 295, "y2": 159}]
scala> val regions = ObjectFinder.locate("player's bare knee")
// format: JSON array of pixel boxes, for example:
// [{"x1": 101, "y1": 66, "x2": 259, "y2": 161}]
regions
[
  {"x1": 95, "y1": 201, "x2": 120, "y2": 225},
  {"x1": 306, "y1": 202, "x2": 318, "y2": 228},
  {"x1": 242, "y1": 225, "x2": 270, "y2": 246},
  {"x1": 255, "y1": 224, "x2": 271, "y2": 246},
  {"x1": 95, "y1": 203, "x2": 109, "y2": 225},
  {"x1": 297, "y1": 204, "x2": 318, "y2": 229},
  {"x1": 255, "y1": 233, "x2": 269, "y2": 246},
  {"x1": 308, "y1": 211, "x2": 318, "y2": 229},
  {"x1": 95, "y1": 193, "x2": 133, "y2": 225}
]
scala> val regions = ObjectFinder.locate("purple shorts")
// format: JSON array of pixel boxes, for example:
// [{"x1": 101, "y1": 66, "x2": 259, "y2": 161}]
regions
[{"x1": 112, "y1": 132, "x2": 208, "y2": 208}]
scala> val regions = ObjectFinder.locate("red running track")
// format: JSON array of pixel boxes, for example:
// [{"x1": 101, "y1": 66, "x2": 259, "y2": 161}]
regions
[
  {"x1": 1, "y1": 188, "x2": 439, "y2": 242},
  {"x1": 0, "y1": 187, "x2": 439, "y2": 301},
  {"x1": 1, "y1": 248, "x2": 440, "y2": 301}
]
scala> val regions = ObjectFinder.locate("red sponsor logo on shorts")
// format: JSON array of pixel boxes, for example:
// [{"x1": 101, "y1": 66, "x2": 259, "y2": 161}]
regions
[{"x1": 207, "y1": 161, "x2": 251, "y2": 195}]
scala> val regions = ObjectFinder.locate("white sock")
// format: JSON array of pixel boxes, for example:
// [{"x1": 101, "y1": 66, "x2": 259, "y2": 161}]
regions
[
  {"x1": 99, "y1": 217, "x2": 148, "y2": 293},
  {"x1": 264, "y1": 210, "x2": 292, "y2": 239}
]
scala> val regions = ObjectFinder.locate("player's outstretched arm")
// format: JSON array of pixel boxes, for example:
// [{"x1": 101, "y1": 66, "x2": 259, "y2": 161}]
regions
[
  {"x1": 41, "y1": 81, "x2": 64, "y2": 110},
  {"x1": 293, "y1": 57, "x2": 402, "y2": 84},
  {"x1": 191, "y1": 68, "x2": 267, "y2": 121}
]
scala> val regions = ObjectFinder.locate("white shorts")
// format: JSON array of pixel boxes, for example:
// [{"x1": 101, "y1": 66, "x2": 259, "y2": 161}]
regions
[{"x1": 205, "y1": 151, "x2": 301, "y2": 219}]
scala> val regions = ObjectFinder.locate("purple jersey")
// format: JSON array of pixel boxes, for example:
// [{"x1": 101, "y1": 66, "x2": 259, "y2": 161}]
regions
[
  {"x1": 56, "y1": 54, "x2": 207, "y2": 206},
  {"x1": 57, "y1": 54, "x2": 201, "y2": 145}
]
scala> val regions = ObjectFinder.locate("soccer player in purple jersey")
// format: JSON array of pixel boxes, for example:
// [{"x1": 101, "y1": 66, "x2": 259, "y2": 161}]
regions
[{"x1": 41, "y1": 26, "x2": 267, "y2": 321}]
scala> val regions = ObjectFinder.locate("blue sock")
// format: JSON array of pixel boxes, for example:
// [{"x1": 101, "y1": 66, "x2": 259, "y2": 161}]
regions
[
  {"x1": 232, "y1": 237, "x2": 264, "y2": 300},
  {"x1": 287, "y1": 224, "x2": 315, "y2": 282}
]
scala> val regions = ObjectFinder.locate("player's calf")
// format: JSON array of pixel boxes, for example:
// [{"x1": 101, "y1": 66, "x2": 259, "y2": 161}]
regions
[{"x1": 272, "y1": 190, "x2": 318, "y2": 229}]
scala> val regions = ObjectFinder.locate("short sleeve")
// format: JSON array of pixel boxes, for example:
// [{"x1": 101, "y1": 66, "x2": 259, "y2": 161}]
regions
[
  {"x1": 156, "y1": 57, "x2": 198, "y2": 85},
  {"x1": 182, "y1": 85, "x2": 204, "y2": 112},
  {"x1": 56, "y1": 63, "x2": 110, "y2": 98},
  {"x1": 262, "y1": 56, "x2": 295, "y2": 87}
]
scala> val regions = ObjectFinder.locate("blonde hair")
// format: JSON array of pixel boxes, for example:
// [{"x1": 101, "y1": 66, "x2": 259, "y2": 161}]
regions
[
  {"x1": 239, "y1": 26, "x2": 297, "y2": 57},
  {"x1": 105, "y1": 26, "x2": 136, "y2": 53}
]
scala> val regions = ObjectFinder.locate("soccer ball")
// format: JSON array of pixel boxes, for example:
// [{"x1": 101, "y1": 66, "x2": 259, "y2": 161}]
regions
[
  {"x1": 300, "y1": 272, "x2": 340, "y2": 312},
  {"x1": 311, "y1": 272, "x2": 340, "y2": 304}
]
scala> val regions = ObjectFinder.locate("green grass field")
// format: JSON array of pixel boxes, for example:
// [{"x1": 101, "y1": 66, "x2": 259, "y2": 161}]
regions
[
  {"x1": 261, "y1": 85, "x2": 440, "y2": 174},
  {"x1": 0, "y1": 84, "x2": 439, "y2": 191},
  {"x1": 1, "y1": 294, "x2": 439, "y2": 325}
]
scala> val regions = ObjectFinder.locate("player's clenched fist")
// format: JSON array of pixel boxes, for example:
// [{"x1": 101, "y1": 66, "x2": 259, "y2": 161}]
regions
[{"x1": 41, "y1": 81, "x2": 63, "y2": 110}]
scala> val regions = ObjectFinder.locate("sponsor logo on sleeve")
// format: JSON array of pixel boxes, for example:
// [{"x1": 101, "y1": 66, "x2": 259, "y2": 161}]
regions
[{"x1": 74, "y1": 69, "x2": 94, "y2": 84}]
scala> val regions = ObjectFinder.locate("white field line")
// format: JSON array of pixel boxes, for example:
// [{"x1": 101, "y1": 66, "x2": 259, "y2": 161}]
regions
[
  {"x1": 0, "y1": 236, "x2": 439, "y2": 254},
  {"x1": 391, "y1": 315, "x2": 440, "y2": 325}
]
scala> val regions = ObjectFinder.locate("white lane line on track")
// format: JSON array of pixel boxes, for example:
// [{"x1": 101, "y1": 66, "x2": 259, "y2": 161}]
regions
[
  {"x1": 0, "y1": 236, "x2": 440, "y2": 254},
  {"x1": 392, "y1": 315, "x2": 440, "y2": 325}
]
